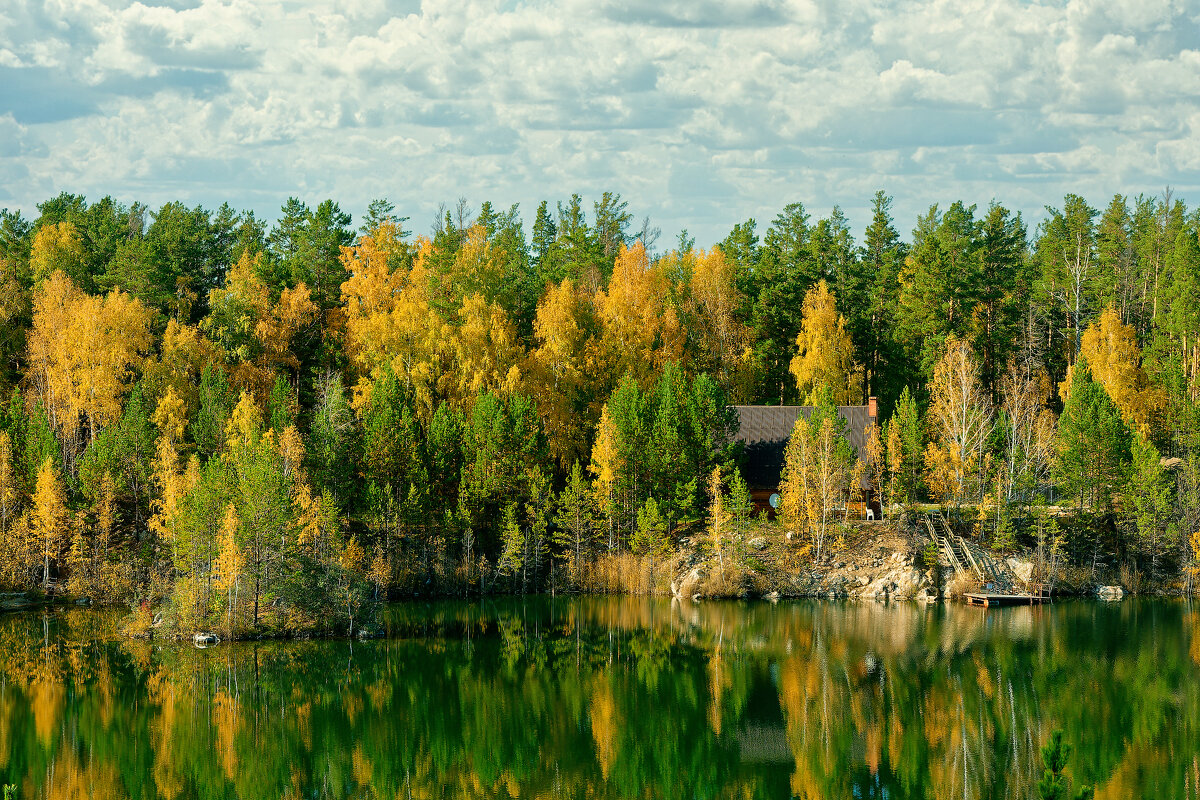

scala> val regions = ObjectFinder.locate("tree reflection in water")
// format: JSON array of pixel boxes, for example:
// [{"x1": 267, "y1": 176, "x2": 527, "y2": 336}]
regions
[{"x1": 0, "y1": 598, "x2": 1196, "y2": 799}]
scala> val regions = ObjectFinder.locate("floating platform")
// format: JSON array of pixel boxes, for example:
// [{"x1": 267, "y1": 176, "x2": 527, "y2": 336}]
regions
[{"x1": 964, "y1": 592, "x2": 1050, "y2": 608}]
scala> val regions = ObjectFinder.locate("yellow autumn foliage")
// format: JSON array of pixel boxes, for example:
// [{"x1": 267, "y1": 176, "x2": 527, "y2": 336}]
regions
[
  {"x1": 1063, "y1": 305, "x2": 1155, "y2": 433},
  {"x1": 27, "y1": 270, "x2": 153, "y2": 447},
  {"x1": 789, "y1": 279, "x2": 861, "y2": 405}
]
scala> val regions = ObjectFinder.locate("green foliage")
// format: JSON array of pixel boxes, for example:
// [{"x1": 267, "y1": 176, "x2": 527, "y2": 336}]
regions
[
  {"x1": 267, "y1": 374, "x2": 297, "y2": 433},
  {"x1": 631, "y1": 497, "x2": 669, "y2": 558},
  {"x1": 1055, "y1": 361, "x2": 1131, "y2": 514},
  {"x1": 920, "y1": 541, "x2": 940, "y2": 570},
  {"x1": 991, "y1": 509, "x2": 1018, "y2": 553},
  {"x1": 307, "y1": 371, "x2": 357, "y2": 506},
  {"x1": 891, "y1": 387, "x2": 923, "y2": 503},
  {"x1": 361, "y1": 368, "x2": 426, "y2": 504},
  {"x1": 1038, "y1": 730, "x2": 1094, "y2": 800},
  {"x1": 726, "y1": 468, "x2": 754, "y2": 546},
  {"x1": 593, "y1": 365, "x2": 736, "y2": 550},
  {"x1": 553, "y1": 461, "x2": 597, "y2": 584},
  {"x1": 1129, "y1": 431, "x2": 1175, "y2": 576},
  {"x1": 193, "y1": 365, "x2": 231, "y2": 461}
]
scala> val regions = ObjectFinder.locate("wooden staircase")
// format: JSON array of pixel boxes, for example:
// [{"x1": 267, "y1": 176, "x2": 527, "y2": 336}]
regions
[{"x1": 927, "y1": 514, "x2": 1021, "y2": 594}]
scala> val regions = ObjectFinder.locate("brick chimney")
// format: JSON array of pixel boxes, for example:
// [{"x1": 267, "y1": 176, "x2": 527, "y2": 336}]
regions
[{"x1": 867, "y1": 396, "x2": 878, "y2": 421}]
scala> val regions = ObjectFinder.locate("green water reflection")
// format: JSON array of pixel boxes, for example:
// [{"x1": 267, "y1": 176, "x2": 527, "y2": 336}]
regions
[{"x1": 0, "y1": 597, "x2": 1197, "y2": 799}]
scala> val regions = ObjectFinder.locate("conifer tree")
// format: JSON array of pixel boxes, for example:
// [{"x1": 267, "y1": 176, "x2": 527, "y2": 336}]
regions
[
  {"x1": 891, "y1": 387, "x2": 923, "y2": 503},
  {"x1": 1055, "y1": 361, "x2": 1131, "y2": 515},
  {"x1": 0, "y1": 431, "x2": 16, "y2": 532},
  {"x1": 1129, "y1": 431, "x2": 1174, "y2": 577},
  {"x1": 553, "y1": 461, "x2": 596, "y2": 588}
]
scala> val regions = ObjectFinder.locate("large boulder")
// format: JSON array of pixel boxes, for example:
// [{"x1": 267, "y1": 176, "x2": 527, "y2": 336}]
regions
[
  {"x1": 675, "y1": 568, "x2": 703, "y2": 599},
  {"x1": 892, "y1": 568, "x2": 926, "y2": 597},
  {"x1": 748, "y1": 537, "x2": 768, "y2": 551},
  {"x1": 193, "y1": 632, "x2": 219, "y2": 647},
  {"x1": 915, "y1": 586, "x2": 939, "y2": 602},
  {"x1": 1006, "y1": 557, "x2": 1035, "y2": 586},
  {"x1": 861, "y1": 575, "x2": 895, "y2": 600},
  {"x1": 1098, "y1": 585, "x2": 1124, "y2": 601}
]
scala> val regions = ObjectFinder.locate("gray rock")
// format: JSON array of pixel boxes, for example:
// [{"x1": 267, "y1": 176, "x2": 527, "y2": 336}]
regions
[
  {"x1": 1006, "y1": 557, "x2": 1035, "y2": 585},
  {"x1": 748, "y1": 537, "x2": 768, "y2": 551},
  {"x1": 193, "y1": 632, "x2": 219, "y2": 647},
  {"x1": 0, "y1": 594, "x2": 34, "y2": 612},
  {"x1": 1098, "y1": 585, "x2": 1124, "y2": 601}
]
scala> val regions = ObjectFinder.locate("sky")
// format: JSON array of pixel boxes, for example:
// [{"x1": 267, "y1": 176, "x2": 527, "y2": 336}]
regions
[{"x1": 1, "y1": 0, "x2": 1199, "y2": 247}]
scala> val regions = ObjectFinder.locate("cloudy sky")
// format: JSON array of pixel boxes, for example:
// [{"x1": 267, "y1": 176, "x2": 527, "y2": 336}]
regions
[{"x1": 1, "y1": 0, "x2": 1199, "y2": 246}]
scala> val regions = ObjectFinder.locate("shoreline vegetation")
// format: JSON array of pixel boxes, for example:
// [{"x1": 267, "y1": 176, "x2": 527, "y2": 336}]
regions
[{"x1": 0, "y1": 189, "x2": 1197, "y2": 640}]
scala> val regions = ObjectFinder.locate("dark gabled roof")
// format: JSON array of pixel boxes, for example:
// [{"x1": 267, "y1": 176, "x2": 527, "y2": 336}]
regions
[{"x1": 732, "y1": 405, "x2": 876, "y2": 490}]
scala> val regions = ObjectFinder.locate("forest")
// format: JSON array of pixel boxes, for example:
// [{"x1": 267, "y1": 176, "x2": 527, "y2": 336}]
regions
[{"x1": 0, "y1": 188, "x2": 1197, "y2": 636}]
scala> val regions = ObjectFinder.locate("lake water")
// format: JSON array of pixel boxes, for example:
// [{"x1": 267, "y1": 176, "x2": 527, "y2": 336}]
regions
[{"x1": 0, "y1": 596, "x2": 1196, "y2": 799}]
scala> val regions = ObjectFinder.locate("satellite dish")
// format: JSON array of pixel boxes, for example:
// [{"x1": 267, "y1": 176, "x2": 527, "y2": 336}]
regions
[{"x1": 768, "y1": 493, "x2": 780, "y2": 509}]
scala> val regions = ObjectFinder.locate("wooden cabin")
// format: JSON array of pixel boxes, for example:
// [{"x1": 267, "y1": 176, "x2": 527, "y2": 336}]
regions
[{"x1": 732, "y1": 398, "x2": 879, "y2": 519}]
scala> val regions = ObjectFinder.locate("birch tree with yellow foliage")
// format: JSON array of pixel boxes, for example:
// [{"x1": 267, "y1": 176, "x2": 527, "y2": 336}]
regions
[
  {"x1": 677, "y1": 247, "x2": 755, "y2": 401},
  {"x1": 528, "y1": 278, "x2": 594, "y2": 468},
  {"x1": 591, "y1": 242, "x2": 684, "y2": 389},
  {"x1": 1062, "y1": 305, "x2": 1153, "y2": 433},
  {"x1": 779, "y1": 394, "x2": 857, "y2": 561},
  {"x1": 789, "y1": 280, "x2": 862, "y2": 405},
  {"x1": 203, "y1": 251, "x2": 318, "y2": 402},
  {"x1": 925, "y1": 335, "x2": 994, "y2": 507},
  {"x1": 27, "y1": 271, "x2": 152, "y2": 469},
  {"x1": 341, "y1": 235, "x2": 448, "y2": 417},
  {"x1": 32, "y1": 458, "x2": 69, "y2": 589}
]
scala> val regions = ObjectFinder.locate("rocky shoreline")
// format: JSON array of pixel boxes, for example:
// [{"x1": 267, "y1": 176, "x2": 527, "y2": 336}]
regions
[{"x1": 666, "y1": 521, "x2": 1139, "y2": 603}]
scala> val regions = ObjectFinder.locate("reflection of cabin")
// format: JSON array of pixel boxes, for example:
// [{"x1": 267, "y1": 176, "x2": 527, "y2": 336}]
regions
[{"x1": 732, "y1": 398, "x2": 878, "y2": 519}]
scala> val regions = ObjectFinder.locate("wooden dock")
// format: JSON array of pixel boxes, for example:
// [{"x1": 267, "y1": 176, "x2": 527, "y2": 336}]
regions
[{"x1": 965, "y1": 589, "x2": 1051, "y2": 608}]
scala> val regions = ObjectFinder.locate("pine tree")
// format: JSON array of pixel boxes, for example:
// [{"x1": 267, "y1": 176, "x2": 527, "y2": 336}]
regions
[
  {"x1": 860, "y1": 190, "x2": 906, "y2": 405},
  {"x1": 194, "y1": 365, "x2": 231, "y2": 461},
  {"x1": 0, "y1": 431, "x2": 16, "y2": 532},
  {"x1": 1056, "y1": 361, "x2": 1132, "y2": 576},
  {"x1": 497, "y1": 503, "x2": 524, "y2": 589},
  {"x1": 891, "y1": 387, "x2": 923, "y2": 503},
  {"x1": 1055, "y1": 361, "x2": 1131, "y2": 514},
  {"x1": 553, "y1": 461, "x2": 596, "y2": 589},
  {"x1": 1037, "y1": 730, "x2": 1094, "y2": 800},
  {"x1": 631, "y1": 496, "x2": 668, "y2": 557},
  {"x1": 1129, "y1": 431, "x2": 1174, "y2": 578}
]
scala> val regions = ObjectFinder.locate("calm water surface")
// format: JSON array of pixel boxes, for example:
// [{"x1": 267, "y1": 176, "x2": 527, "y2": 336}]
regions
[{"x1": 0, "y1": 597, "x2": 1197, "y2": 799}]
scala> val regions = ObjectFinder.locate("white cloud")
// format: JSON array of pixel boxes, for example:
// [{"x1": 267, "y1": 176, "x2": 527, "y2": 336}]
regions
[{"x1": 0, "y1": 0, "x2": 1198, "y2": 244}]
